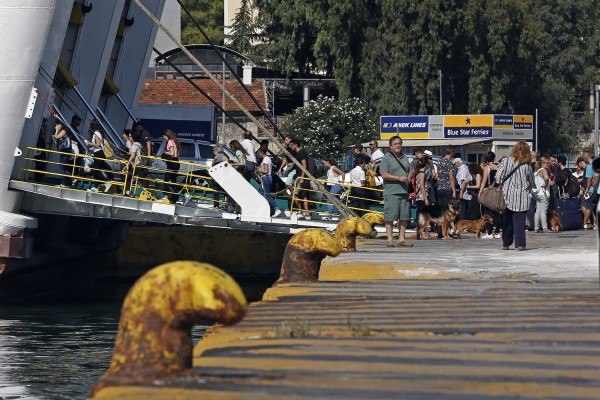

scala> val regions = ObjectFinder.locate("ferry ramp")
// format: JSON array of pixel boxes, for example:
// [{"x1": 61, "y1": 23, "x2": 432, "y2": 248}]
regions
[{"x1": 11, "y1": 147, "x2": 384, "y2": 234}]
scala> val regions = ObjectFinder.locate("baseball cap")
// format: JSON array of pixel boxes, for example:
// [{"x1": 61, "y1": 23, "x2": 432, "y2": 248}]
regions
[
  {"x1": 423, "y1": 150, "x2": 433, "y2": 158},
  {"x1": 452, "y1": 157, "x2": 462, "y2": 164}
]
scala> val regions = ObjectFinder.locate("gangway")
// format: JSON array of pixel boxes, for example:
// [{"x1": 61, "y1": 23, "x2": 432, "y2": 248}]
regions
[{"x1": 11, "y1": 147, "x2": 388, "y2": 234}]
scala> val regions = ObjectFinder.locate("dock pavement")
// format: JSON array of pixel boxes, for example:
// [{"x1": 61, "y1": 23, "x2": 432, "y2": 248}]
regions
[{"x1": 95, "y1": 229, "x2": 600, "y2": 399}]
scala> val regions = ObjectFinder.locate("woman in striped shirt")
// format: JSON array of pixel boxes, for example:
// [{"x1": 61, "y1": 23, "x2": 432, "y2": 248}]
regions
[{"x1": 495, "y1": 141, "x2": 535, "y2": 251}]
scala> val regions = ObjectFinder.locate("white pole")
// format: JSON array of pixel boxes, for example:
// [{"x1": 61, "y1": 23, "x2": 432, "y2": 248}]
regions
[{"x1": 535, "y1": 108, "x2": 538, "y2": 151}]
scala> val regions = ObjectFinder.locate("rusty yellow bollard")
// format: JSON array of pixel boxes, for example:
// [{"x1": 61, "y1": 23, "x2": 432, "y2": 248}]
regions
[
  {"x1": 362, "y1": 212, "x2": 385, "y2": 238},
  {"x1": 335, "y1": 217, "x2": 373, "y2": 252},
  {"x1": 91, "y1": 261, "x2": 247, "y2": 397},
  {"x1": 278, "y1": 229, "x2": 342, "y2": 283}
]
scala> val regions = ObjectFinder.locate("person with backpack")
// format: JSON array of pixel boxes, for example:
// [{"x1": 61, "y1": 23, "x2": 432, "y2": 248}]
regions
[
  {"x1": 85, "y1": 123, "x2": 113, "y2": 183},
  {"x1": 133, "y1": 121, "x2": 153, "y2": 157},
  {"x1": 556, "y1": 155, "x2": 580, "y2": 198},
  {"x1": 52, "y1": 120, "x2": 73, "y2": 187}
]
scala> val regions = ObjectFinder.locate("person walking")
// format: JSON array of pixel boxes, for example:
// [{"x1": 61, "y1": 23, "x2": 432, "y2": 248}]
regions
[
  {"x1": 479, "y1": 152, "x2": 502, "y2": 238},
  {"x1": 379, "y1": 136, "x2": 413, "y2": 247},
  {"x1": 348, "y1": 155, "x2": 369, "y2": 216},
  {"x1": 495, "y1": 141, "x2": 534, "y2": 251},
  {"x1": 322, "y1": 156, "x2": 345, "y2": 220},
  {"x1": 256, "y1": 148, "x2": 282, "y2": 217},
  {"x1": 436, "y1": 148, "x2": 456, "y2": 208},
  {"x1": 533, "y1": 157, "x2": 550, "y2": 232},
  {"x1": 160, "y1": 129, "x2": 180, "y2": 204}
]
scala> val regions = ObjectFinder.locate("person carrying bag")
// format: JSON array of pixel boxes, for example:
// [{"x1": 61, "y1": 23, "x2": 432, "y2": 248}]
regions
[{"x1": 478, "y1": 162, "x2": 522, "y2": 213}]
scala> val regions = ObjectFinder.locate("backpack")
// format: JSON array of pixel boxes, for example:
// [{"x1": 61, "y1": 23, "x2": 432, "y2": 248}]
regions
[
  {"x1": 102, "y1": 138, "x2": 114, "y2": 159},
  {"x1": 564, "y1": 173, "x2": 580, "y2": 198},
  {"x1": 56, "y1": 136, "x2": 71, "y2": 152},
  {"x1": 93, "y1": 130, "x2": 114, "y2": 159}
]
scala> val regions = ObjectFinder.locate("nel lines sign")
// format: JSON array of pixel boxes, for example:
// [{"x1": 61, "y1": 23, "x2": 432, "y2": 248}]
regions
[
  {"x1": 493, "y1": 115, "x2": 533, "y2": 139},
  {"x1": 380, "y1": 114, "x2": 533, "y2": 140}
]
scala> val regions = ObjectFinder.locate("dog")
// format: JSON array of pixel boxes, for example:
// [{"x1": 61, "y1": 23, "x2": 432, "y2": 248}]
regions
[
  {"x1": 456, "y1": 214, "x2": 494, "y2": 239},
  {"x1": 418, "y1": 199, "x2": 461, "y2": 240},
  {"x1": 547, "y1": 211, "x2": 562, "y2": 233}
]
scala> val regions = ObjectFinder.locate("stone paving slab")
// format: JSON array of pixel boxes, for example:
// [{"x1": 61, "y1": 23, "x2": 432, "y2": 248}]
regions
[{"x1": 321, "y1": 229, "x2": 599, "y2": 281}]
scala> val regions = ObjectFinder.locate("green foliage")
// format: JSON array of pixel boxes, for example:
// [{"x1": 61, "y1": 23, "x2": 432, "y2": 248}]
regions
[
  {"x1": 228, "y1": 0, "x2": 255, "y2": 57},
  {"x1": 281, "y1": 95, "x2": 378, "y2": 158},
  {"x1": 180, "y1": 0, "x2": 224, "y2": 45},
  {"x1": 253, "y1": 0, "x2": 600, "y2": 152}
]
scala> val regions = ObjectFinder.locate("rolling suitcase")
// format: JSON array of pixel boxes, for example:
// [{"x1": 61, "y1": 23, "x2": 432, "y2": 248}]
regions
[{"x1": 556, "y1": 187, "x2": 583, "y2": 230}]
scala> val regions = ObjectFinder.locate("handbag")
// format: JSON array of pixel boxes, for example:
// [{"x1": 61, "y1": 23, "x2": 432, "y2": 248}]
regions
[
  {"x1": 391, "y1": 153, "x2": 415, "y2": 197},
  {"x1": 478, "y1": 162, "x2": 522, "y2": 213},
  {"x1": 245, "y1": 160, "x2": 256, "y2": 172},
  {"x1": 56, "y1": 136, "x2": 71, "y2": 152}
]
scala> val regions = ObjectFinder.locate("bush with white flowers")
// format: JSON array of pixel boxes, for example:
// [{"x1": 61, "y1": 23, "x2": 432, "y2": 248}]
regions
[{"x1": 281, "y1": 95, "x2": 378, "y2": 158}]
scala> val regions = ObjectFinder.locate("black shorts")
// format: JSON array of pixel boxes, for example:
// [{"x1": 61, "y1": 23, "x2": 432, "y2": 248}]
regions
[{"x1": 296, "y1": 180, "x2": 310, "y2": 199}]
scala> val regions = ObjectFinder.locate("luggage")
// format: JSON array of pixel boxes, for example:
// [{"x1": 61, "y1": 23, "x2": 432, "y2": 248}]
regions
[{"x1": 556, "y1": 195, "x2": 583, "y2": 230}]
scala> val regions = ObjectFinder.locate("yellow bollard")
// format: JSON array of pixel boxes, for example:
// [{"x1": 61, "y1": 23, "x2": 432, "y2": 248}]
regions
[{"x1": 91, "y1": 261, "x2": 247, "y2": 397}]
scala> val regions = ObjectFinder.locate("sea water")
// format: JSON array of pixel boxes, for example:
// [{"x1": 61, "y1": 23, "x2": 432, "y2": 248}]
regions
[{"x1": 0, "y1": 304, "x2": 210, "y2": 400}]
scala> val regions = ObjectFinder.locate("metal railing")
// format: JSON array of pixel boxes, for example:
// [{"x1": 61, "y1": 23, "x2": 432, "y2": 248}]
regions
[
  {"x1": 290, "y1": 176, "x2": 383, "y2": 218},
  {"x1": 17, "y1": 147, "x2": 234, "y2": 208},
  {"x1": 18, "y1": 147, "x2": 385, "y2": 221}
]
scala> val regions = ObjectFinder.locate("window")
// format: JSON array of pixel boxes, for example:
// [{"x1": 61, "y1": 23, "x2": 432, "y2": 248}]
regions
[
  {"x1": 179, "y1": 142, "x2": 195, "y2": 158},
  {"x1": 198, "y1": 144, "x2": 214, "y2": 159}
]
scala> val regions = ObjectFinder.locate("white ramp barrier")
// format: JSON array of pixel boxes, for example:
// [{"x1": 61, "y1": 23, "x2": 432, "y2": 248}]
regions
[{"x1": 209, "y1": 162, "x2": 271, "y2": 222}]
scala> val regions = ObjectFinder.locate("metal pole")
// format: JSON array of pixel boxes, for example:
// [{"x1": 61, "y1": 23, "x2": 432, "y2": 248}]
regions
[
  {"x1": 535, "y1": 108, "x2": 538, "y2": 151},
  {"x1": 439, "y1": 70, "x2": 443, "y2": 115},
  {"x1": 222, "y1": 61, "x2": 226, "y2": 143},
  {"x1": 96, "y1": 107, "x2": 121, "y2": 141},
  {"x1": 72, "y1": 86, "x2": 123, "y2": 146},
  {"x1": 594, "y1": 85, "x2": 600, "y2": 157},
  {"x1": 115, "y1": 93, "x2": 138, "y2": 122}
]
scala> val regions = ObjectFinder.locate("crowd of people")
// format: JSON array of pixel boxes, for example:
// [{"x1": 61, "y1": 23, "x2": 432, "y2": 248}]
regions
[
  {"x1": 34, "y1": 117, "x2": 599, "y2": 240},
  {"x1": 379, "y1": 136, "x2": 596, "y2": 250}
]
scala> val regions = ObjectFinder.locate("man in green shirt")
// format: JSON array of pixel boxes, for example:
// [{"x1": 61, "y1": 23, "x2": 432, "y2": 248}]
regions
[{"x1": 379, "y1": 136, "x2": 414, "y2": 247}]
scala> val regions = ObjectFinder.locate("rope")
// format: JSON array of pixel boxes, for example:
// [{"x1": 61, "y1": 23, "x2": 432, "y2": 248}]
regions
[{"x1": 132, "y1": 0, "x2": 356, "y2": 219}]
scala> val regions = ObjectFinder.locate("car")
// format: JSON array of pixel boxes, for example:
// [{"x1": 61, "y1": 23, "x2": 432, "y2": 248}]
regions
[{"x1": 148, "y1": 138, "x2": 237, "y2": 183}]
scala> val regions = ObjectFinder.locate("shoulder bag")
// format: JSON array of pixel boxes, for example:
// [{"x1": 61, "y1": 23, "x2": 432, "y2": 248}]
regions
[
  {"x1": 478, "y1": 162, "x2": 522, "y2": 213},
  {"x1": 391, "y1": 154, "x2": 416, "y2": 199}
]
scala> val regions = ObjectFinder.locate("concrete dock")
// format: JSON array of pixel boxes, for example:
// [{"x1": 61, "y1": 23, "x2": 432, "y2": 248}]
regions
[{"x1": 94, "y1": 230, "x2": 600, "y2": 399}]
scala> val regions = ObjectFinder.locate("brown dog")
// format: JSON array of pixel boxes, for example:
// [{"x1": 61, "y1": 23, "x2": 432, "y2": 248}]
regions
[
  {"x1": 456, "y1": 214, "x2": 494, "y2": 239},
  {"x1": 547, "y1": 211, "x2": 562, "y2": 233},
  {"x1": 418, "y1": 199, "x2": 461, "y2": 239}
]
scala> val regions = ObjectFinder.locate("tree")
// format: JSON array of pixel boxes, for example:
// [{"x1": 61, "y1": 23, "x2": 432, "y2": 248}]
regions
[
  {"x1": 228, "y1": 0, "x2": 255, "y2": 57},
  {"x1": 180, "y1": 0, "x2": 224, "y2": 45},
  {"x1": 254, "y1": 0, "x2": 600, "y2": 152},
  {"x1": 281, "y1": 95, "x2": 377, "y2": 158}
]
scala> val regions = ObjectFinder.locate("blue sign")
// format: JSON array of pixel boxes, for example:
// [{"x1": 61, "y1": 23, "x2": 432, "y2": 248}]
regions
[
  {"x1": 444, "y1": 127, "x2": 493, "y2": 139},
  {"x1": 494, "y1": 115, "x2": 513, "y2": 127},
  {"x1": 514, "y1": 122, "x2": 533, "y2": 129},
  {"x1": 140, "y1": 119, "x2": 214, "y2": 142},
  {"x1": 380, "y1": 116, "x2": 429, "y2": 138}
]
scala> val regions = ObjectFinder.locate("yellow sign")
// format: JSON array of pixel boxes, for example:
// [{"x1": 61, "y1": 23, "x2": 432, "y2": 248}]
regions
[
  {"x1": 444, "y1": 115, "x2": 493, "y2": 128},
  {"x1": 380, "y1": 131, "x2": 429, "y2": 140}
]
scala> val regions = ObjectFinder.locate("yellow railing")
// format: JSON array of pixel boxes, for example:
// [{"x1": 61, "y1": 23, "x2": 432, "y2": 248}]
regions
[
  {"x1": 18, "y1": 147, "x2": 232, "y2": 207},
  {"x1": 290, "y1": 176, "x2": 383, "y2": 218},
  {"x1": 19, "y1": 147, "x2": 383, "y2": 219}
]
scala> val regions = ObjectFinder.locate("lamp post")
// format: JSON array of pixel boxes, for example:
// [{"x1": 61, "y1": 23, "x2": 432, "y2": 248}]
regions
[
  {"x1": 439, "y1": 70, "x2": 443, "y2": 115},
  {"x1": 595, "y1": 85, "x2": 600, "y2": 157}
]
